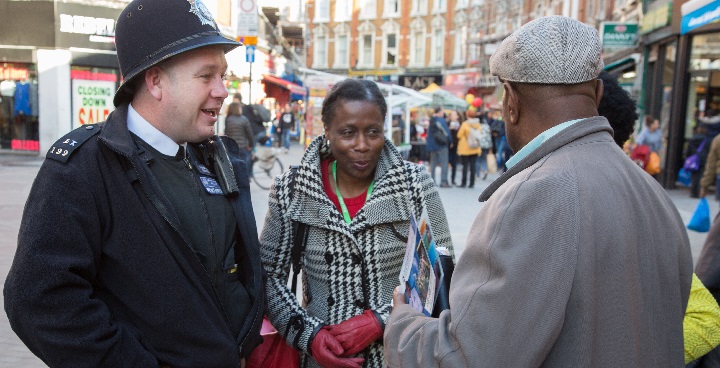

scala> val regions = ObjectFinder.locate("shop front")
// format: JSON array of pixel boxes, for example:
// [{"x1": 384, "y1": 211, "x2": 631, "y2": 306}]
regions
[
  {"x1": 0, "y1": 63, "x2": 39, "y2": 151},
  {"x1": 663, "y1": 0, "x2": 720, "y2": 187},
  {"x1": 0, "y1": 1, "x2": 122, "y2": 153}
]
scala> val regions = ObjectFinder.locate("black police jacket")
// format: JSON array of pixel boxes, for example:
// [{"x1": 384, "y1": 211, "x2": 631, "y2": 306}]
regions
[{"x1": 4, "y1": 104, "x2": 265, "y2": 367}]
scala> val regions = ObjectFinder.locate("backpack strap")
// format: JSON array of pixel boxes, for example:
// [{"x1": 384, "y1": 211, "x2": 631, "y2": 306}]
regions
[
  {"x1": 697, "y1": 138, "x2": 708, "y2": 154},
  {"x1": 288, "y1": 165, "x2": 308, "y2": 295}
]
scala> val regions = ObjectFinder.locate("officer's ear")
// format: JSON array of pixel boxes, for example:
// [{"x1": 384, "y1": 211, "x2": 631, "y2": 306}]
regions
[{"x1": 143, "y1": 66, "x2": 164, "y2": 101}]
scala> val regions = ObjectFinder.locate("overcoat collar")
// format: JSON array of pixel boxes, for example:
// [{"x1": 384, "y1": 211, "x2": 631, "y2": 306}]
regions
[
  {"x1": 479, "y1": 116, "x2": 614, "y2": 202},
  {"x1": 287, "y1": 135, "x2": 414, "y2": 237}
]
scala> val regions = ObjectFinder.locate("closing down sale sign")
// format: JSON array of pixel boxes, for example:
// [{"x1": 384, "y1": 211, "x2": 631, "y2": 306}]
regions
[{"x1": 72, "y1": 79, "x2": 115, "y2": 129}]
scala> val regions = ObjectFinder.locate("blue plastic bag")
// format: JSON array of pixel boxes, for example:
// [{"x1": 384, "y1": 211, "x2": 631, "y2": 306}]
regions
[
  {"x1": 688, "y1": 198, "x2": 711, "y2": 232},
  {"x1": 677, "y1": 168, "x2": 692, "y2": 187}
]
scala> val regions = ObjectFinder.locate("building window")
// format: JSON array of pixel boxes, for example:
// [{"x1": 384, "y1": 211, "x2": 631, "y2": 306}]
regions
[
  {"x1": 433, "y1": 0, "x2": 446, "y2": 13},
  {"x1": 432, "y1": 29, "x2": 444, "y2": 64},
  {"x1": 468, "y1": 44, "x2": 479, "y2": 64},
  {"x1": 411, "y1": 0, "x2": 427, "y2": 15},
  {"x1": 412, "y1": 31, "x2": 424, "y2": 66},
  {"x1": 361, "y1": 0, "x2": 377, "y2": 19},
  {"x1": 314, "y1": 35, "x2": 328, "y2": 68},
  {"x1": 456, "y1": 0, "x2": 468, "y2": 9},
  {"x1": 385, "y1": 34, "x2": 397, "y2": 66},
  {"x1": 430, "y1": 16, "x2": 445, "y2": 66},
  {"x1": 454, "y1": 26, "x2": 466, "y2": 65},
  {"x1": 314, "y1": 0, "x2": 330, "y2": 22},
  {"x1": 384, "y1": 0, "x2": 400, "y2": 17},
  {"x1": 361, "y1": 34, "x2": 374, "y2": 67},
  {"x1": 336, "y1": 34, "x2": 348, "y2": 67},
  {"x1": 335, "y1": 0, "x2": 352, "y2": 22}
]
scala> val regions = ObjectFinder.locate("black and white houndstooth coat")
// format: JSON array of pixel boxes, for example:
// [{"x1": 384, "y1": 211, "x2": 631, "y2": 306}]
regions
[{"x1": 260, "y1": 135, "x2": 453, "y2": 368}]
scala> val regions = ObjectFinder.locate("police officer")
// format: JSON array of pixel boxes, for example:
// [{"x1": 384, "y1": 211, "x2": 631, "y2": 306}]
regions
[{"x1": 4, "y1": 0, "x2": 264, "y2": 366}]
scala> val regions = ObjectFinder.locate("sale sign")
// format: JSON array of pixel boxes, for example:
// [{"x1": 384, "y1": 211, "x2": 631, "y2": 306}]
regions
[{"x1": 72, "y1": 79, "x2": 115, "y2": 129}]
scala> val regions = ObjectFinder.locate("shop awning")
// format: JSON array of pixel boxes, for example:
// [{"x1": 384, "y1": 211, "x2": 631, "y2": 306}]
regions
[
  {"x1": 261, "y1": 74, "x2": 306, "y2": 96},
  {"x1": 603, "y1": 57, "x2": 636, "y2": 73}
]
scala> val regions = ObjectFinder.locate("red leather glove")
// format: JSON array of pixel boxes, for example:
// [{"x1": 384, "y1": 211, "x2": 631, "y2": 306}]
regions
[
  {"x1": 310, "y1": 327, "x2": 365, "y2": 368},
  {"x1": 327, "y1": 310, "x2": 384, "y2": 357}
]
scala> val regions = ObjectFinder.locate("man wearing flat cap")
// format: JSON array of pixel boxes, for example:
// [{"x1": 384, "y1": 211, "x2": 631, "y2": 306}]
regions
[
  {"x1": 4, "y1": 0, "x2": 264, "y2": 366},
  {"x1": 384, "y1": 16, "x2": 692, "y2": 367}
]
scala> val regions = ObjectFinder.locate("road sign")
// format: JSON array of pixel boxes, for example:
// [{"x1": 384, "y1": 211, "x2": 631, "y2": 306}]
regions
[
  {"x1": 246, "y1": 46, "x2": 255, "y2": 63},
  {"x1": 237, "y1": 36, "x2": 258, "y2": 45},
  {"x1": 237, "y1": 0, "x2": 258, "y2": 37}
]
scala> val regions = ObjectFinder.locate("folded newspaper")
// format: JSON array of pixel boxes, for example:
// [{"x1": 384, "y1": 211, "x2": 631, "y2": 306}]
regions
[{"x1": 398, "y1": 209, "x2": 448, "y2": 316}]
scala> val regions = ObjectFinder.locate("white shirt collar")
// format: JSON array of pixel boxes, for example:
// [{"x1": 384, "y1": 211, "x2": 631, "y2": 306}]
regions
[{"x1": 126, "y1": 103, "x2": 181, "y2": 156}]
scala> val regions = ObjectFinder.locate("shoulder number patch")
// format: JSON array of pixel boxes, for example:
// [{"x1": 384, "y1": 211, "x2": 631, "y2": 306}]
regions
[{"x1": 46, "y1": 124, "x2": 102, "y2": 163}]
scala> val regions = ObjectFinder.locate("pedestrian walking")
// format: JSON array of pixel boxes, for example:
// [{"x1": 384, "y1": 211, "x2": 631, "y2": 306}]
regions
[
  {"x1": 3, "y1": 1, "x2": 265, "y2": 366},
  {"x1": 426, "y1": 106, "x2": 451, "y2": 187},
  {"x1": 637, "y1": 115, "x2": 663, "y2": 153},
  {"x1": 260, "y1": 78, "x2": 453, "y2": 368},
  {"x1": 686, "y1": 125, "x2": 710, "y2": 198},
  {"x1": 474, "y1": 111, "x2": 494, "y2": 180},
  {"x1": 278, "y1": 103, "x2": 295, "y2": 152},
  {"x1": 224, "y1": 102, "x2": 254, "y2": 177},
  {"x1": 448, "y1": 110, "x2": 462, "y2": 186},
  {"x1": 384, "y1": 16, "x2": 692, "y2": 367},
  {"x1": 456, "y1": 108, "x2": 482, "y2": 188}
]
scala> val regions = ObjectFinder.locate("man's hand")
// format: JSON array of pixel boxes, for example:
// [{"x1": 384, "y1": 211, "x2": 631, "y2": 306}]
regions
[
  {"x1": 701, "y1": 188, "x2": 707, "y2": 198},
  {"x1": 392, "y1": 285, "x2": 406, "y2": 314},
  {"x1": 310, "y1": 327, "x2": 364, "y2": 368},
  {"x1": 327, "y1": 310, "x2": 383, "y2": 356}
]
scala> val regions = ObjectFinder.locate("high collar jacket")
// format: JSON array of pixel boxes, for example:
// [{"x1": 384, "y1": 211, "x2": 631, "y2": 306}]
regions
[
  {"x1": 260, "y1": 136, "x2": 453, "y2": 368},
  {"x1": 4, "y1": 104, "x2": 264, "y2": 367},
  {"x1": 384, "y1": 116, "x2": 693, "y2": 367}
]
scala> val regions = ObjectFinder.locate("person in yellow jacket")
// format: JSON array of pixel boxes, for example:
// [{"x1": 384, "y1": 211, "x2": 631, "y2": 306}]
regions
[
  {"x1": 685, "y1": 274, "x2": 720, "y2": 364},
  {"x1": 456, "y1": 109, "x2": 482, "y2": 188}
]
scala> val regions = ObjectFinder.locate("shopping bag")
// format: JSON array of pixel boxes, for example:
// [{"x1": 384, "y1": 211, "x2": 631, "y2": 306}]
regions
[
  {"x1": 645, "y1": 151, "x2": 661, "y2": 175},
  {"x1": 246, "y1": 318, "x2": 300, "y2": 368},
  {"x1": 486, "y1": 152, "x2": 497, "y2": 174},
  {"x1": 677, "y1": 168, "x2": 692, "y2": 187},
  {"x1": 688, "y1": 198, "x2": 711, "y2": 233}
]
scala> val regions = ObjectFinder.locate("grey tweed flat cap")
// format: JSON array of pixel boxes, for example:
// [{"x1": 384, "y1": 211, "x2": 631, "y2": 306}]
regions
[{"x1": 490, "y1": 16, "x2": 603, "y2": 84}]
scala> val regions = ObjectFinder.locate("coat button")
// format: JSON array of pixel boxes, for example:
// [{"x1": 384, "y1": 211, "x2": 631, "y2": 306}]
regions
[
  {"x1": 355, "y1": 300, "x2": 364, "y2": 309},
  {"x1": 352, "y1": 254, "x2": 361, "y2": 265},
  {"x1": 324, "y1": 252, "x2": 333, "y2": 264},
  {"x1": 327, "y1": 296, "x2": 335, "y2": 306},
  {"x1": 293, "y1": 319, "x2": 303, "y2": 329}
]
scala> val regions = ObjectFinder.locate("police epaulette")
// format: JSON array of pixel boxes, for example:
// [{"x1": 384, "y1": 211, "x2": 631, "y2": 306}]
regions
[{"x1": 46, "y1": 124, "x2": 103, "y2": 163}]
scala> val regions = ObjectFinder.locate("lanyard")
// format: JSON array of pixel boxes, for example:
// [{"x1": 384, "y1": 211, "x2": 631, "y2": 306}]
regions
[{"x1": 332, "y1": 160, "x2": 374, "y2": 224}]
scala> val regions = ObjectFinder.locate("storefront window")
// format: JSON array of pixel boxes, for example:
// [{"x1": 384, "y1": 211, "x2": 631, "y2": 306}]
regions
[
  {"x1": 660, "y1": 43, "x2": 676, "y2": 139},
  {"x1": 70, "y1": 66, "x2": 117, "y2": 129},
  {"x1": 689, "y1": 33, "x2": 720, "y2": 71},
  {"x1": 685, "y1": 33, "x2": 720, "y2": 141},
  {"x1": 0, "y1": 63, "x2": 39, "y2": 151}
]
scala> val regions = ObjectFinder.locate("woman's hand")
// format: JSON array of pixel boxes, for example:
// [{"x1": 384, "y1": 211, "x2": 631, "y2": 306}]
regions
[
  {"x1": 311, "y1": 327, "x2": 364, "y2": 368},
  {"x1": 326, "y1": 310, "x2": 383, "y2": 356}
]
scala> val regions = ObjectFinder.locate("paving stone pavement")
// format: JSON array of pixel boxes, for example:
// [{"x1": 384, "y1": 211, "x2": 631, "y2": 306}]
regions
[{"x1": 0, "y1": 145, "x2": 715, "y2": 366}]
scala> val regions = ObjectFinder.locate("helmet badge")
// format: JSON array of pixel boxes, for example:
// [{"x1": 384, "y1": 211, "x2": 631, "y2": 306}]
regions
[{"x1": 187, "y1": 0, "x2": 217, "y2": 30}]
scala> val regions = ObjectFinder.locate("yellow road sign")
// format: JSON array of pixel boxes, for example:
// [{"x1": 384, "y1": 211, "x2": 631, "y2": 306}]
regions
[{"x1": 237, "y1": 36, "x2": 258, "y2": 45}]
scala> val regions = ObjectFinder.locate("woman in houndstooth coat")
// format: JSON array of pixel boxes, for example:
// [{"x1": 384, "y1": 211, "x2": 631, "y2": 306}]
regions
[{"x1": 260, "y1": 79, "x2": 453, "y2": 368}]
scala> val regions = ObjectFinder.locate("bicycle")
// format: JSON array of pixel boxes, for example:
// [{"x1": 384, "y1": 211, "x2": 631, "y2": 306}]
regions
[{"x1": 251, "y1": 135, "x2": 284, "y2": 190}]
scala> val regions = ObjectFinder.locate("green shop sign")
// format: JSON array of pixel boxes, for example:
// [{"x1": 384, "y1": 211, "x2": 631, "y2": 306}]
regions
[{"x1": 601, "y1": 22, "x2": 639, "y2": 49}]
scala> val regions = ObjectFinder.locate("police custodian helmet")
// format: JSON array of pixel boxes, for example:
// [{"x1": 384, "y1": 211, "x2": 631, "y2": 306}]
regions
[{"x1": 113, "y1": 0, "x2": 241, "y2": 107}]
